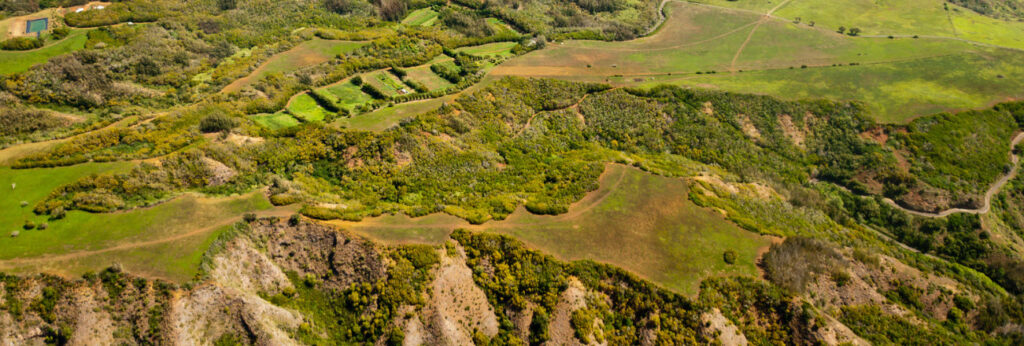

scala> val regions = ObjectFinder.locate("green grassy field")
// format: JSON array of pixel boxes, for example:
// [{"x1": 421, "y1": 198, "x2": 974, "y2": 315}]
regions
[
  {"x1": 331, "y1": 164, "x2": 771, "y2": 295},
  {"x1": 693, "y1": 0, "x2": 1024, "y2": 50},
  {"x1": 402, "y1": 8, "x2": 439, "y2": 26},
  {"x1": 486, "y1": 17, "x2": 518, "y2": 34},
  {"x1": 496, "y1": 1, "x2": 1024, "y2": 123},
  {"x1": 322, "y1": 79, "x2": 375, "y2": 111},
  {"x1": 403, "y1": 64, "x2": 454, "y2": 91},
  {"x1": 336, "y1": 96, "x2": 447, "y2": 131},
  {"x1": 287, "y1": 93, "x2": 332, "y2": 122},
  {"x1": 0, "y1": 29, "x2": 90, "y2": 75},
  {"x1": 222, "y1": 39, "x2": 367, "y2": 93},
  {"x1": 456, "y1": 41, "x2": 517, "y2": 58},
  {"x1": 0, "y1": 162, "x2": 276, "y2": 280},
  {"x1": 648, "y1": 49, "x2": 1024, "y2": 123},
  {"x1": 252, "y1": 111, "x2": 301, "y2": 130},
  {"x1": 0, "y1": 164, "x2": 275, "y2": 281}
]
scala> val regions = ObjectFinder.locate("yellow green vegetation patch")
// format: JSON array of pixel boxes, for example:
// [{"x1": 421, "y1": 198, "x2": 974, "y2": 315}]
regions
[{"x1": 332, "y1": 164, "x2": 772, "y2": 296}]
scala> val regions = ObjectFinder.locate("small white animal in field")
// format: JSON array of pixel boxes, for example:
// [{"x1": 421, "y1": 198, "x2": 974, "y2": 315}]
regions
[{"x1": 10, "y1": 183, "x2": 14, "y2": 190}]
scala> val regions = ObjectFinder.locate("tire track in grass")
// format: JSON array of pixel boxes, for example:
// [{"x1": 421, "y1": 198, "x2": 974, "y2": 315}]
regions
[{"x1": 729, "y1": 0, "x2": 796, "y2": 72}]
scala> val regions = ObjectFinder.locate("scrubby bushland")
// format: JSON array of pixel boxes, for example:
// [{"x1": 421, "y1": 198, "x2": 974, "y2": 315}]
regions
[
  {"x1": 452, "y1": 229, "x2": 704, "y2": 344},
  {"x1": 949, "y1": 0, "x2": 1024, "y2": 19},
  {"x1": 0, "y1": 108, "x2": 68, "y2": 140},
  {"x1": 761, "y1": 237, "x2": 843, "y2": 293}
]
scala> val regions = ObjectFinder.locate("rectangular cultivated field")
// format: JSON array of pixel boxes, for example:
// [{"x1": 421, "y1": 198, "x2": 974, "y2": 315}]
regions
[
  {"x1": 251, "y1": 111, "x2": 300, "y2": 130},
  {"x1": 403, "y1": 64, "x2": 454, "y2": 91},
  {"x1": 321, "y1": 79, "x2": 374, "y2": 110},
  {"x1": 456, "y1": 41, "x2": 517, "y2": 58},
  {"x1": 328, "y1": 164, "x2": 772, "y2": 296},
  {"x1": 402, "y1": 8, "x2": 439, "y2": 26},
  {"x1": 365, "y1": 71, "x2": 412, "y2": 97},
  {"x1": 287, "y1": 93, "x2": 332, "y2": 122},
  {"x1": 486, "y1": 17, "x2": 518, "y2": 34}
]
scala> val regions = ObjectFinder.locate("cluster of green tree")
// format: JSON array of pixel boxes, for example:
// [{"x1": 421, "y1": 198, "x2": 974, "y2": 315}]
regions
[
  {"x1": 451, "y1": 229, "x2": 704, "y2": 344},
  {"x1": 888, "y1": 107, "x2": 1019, "y2": 208},
  {"x1": 0, "y1": 0, "x2": 87, "y2": 15},
  {"x1": 698, "y1": 277, "x2": 820, "y2": 344},
  {"x1": 272, "y1": 244, "x2": 439, "y2": 344},
  {"x1": 63, "y1": 0, "x2": 165, "y2": 27},
  {"x1": 760, "y1": 234, "x2": 1024, "y2": 343},
  {"x1": 439, "y1": 7, "x2": 493, "y2": 37},
  {"x1": 429, "y1": 61, "x2": 462, "y2": 83},
  {"x1": 461, "y1": 0, "x2": 662, "y2": 40},
  {"x1": 33, "y1": 150, "x2": 222, "y2": 214},
  {"x1": 839, "y1": 305, "x2": 970, "y2": 344},
  {"x1": 0, "y1": 36, "x2": 44, "y2": 50},
  {"x1": 948, "y1": 0, "x2": 1024, "y2": 19},
  {"x1": 12, "y1": 105, "x2": 221, "y2": 168}
]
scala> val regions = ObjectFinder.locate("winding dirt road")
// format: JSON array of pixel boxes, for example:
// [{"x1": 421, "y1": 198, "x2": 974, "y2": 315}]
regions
[{"x1": 883, "y1": 132, "x2": 1024, "y2": 218}]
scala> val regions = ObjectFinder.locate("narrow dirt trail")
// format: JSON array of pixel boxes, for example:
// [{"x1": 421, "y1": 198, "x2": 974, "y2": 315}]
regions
[
  {"x1": 883, "y1": 132, "x2": 1024, "y2": 218},
  {"x1": 728, "y1": 0, "x2": 795, "y2": 72},
  {"x1": 515, "y1": 91, "x2": 596, "y2": 137},
  {"x1": 643, "y1": 0, "x2": 672, "y2": 36}
]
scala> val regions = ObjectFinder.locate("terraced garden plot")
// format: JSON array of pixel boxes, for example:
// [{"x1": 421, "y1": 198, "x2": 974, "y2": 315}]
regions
[
  {"x1": 486, "y1": 17, "x2": 518, "y2": 34},
  {"x1": 366, "y1": 71, "x2": 413, "y2": 97},
  {"x1": 456, "y1": 41, "x2": 517, "y2": 58},
  {"x1": 403, "y1": 64, "x2": 455, "y2": 91},
  {"x1": 402, "y1": 8, "x2": 439, "y2": 26},
  {"x1": 251, "y1": 112, "x2": 300, "y2": 130},
  {"x1": 287, "y1": 93, "x2": 332, "y2": 122},
  {"x1": 321, "y1": 79, "x2": 375, "y2": 111}
]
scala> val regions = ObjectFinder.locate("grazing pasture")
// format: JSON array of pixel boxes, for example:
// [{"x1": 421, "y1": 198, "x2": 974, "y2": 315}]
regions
[
  {"x1": 329, "y1": 164, "x2": 771, "y2": 295},
  {"x1": 496, "y1": 1, "x2": 1024, "y2": 123},
  {"x1": 0, "y1": 163, "x2": 280, "y2": 281},
  {"x1": 650, "y1": 49, "x2": 1024, "y2": 123}
]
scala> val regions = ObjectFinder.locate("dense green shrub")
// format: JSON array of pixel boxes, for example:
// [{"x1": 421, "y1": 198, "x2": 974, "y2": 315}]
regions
[
  {"x1": 199, "y1": 113, "x2": 238, "y2": 133},
  {"x1": 0, "y1": 37, "x2": 43, "y2": 50}
]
